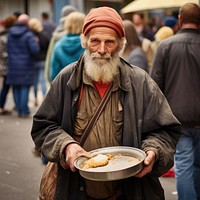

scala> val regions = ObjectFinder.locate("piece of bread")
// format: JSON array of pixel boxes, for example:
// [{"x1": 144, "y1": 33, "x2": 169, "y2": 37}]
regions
[{"x1": 82, "y1": 154, "x2": 110, "y2": 169}]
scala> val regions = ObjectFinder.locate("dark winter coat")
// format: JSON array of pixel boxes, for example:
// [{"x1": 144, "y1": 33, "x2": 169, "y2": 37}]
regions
[
  {"x1": 6, "y1": 23, "x2": 40, "y2": 85},
  {"x1": 32, "y1": 30, "x2": 50, "y2": 62},
  {"x1": 31, "y1": 56, "x2": 181, "y2": 200}
]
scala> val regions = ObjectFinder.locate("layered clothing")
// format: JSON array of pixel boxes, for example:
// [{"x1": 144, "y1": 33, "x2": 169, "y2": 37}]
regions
[{"x1": 31, "y1": 56, "x2": 181, "y2": 200}]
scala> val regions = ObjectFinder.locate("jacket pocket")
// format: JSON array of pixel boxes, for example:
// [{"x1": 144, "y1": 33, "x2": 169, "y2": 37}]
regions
[{"x1": 112, "y1": 111, "x2": 123, "y2": 141}]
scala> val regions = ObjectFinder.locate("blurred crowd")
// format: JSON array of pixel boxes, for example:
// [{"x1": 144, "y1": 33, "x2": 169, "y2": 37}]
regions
[
  {"x1": 0, "y1": 5, "x2": 179, "y2": 118},
  {"x1": 0, "y1": 3, "x2": 200, "y2": 200}
]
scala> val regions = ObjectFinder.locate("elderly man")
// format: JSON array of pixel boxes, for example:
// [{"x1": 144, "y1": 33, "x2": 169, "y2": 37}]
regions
[{"x1": 31, "y1": 7, "x2": 181, "y2": 200}]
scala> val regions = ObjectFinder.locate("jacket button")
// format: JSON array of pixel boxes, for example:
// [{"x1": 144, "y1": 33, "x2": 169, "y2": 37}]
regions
[{"x1": 80, "y1": 187, "x2": 84, "y2": 191}]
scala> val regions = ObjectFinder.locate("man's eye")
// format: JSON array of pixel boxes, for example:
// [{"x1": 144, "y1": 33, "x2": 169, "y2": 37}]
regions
[
  {"x1": 91, "y1": 39, "x2": 99, "y2": 44},
  {"x1": 106, "y1": 40, "x2": 114, "y2": 44}
]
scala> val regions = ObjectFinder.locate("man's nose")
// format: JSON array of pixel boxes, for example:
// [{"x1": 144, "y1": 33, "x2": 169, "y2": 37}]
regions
[{"x1": 98, "y1": 42, "x2": 106, "y2": 54}]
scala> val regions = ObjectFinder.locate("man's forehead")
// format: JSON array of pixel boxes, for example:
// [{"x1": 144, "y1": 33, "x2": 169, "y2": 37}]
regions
[{"x1": 88, "y1": 27, "x2": 118, "y2": 39}]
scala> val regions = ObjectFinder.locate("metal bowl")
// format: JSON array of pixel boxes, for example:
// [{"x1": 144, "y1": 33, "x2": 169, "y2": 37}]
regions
[{"x1": 74, "y1": 146, "x2": 146, "y2": 181}]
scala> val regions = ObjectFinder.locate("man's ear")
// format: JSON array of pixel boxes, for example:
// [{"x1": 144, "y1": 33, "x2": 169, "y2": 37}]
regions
[
  {"x1": 118, "y1": 37, "x2": 126, "y2": 51},
  {"x1": 80, "y1": 34, "x2": 87, "y2": 48},
  {"x1": 178, "y1": 15, "x2": 182, "y2": 28}
]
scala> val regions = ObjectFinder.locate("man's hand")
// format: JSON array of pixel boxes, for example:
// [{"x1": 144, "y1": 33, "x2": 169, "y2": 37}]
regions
[
  {"x1": 65, "y1": 143, "x2": 88, "y2": 172},
  {"x1": 135, "y1": 150, "x2": 156, "y2": 178}
]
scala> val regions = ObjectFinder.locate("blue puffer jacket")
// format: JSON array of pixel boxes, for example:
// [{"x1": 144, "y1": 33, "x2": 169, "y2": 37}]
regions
[
  {"x1": 50, "y1": 33, "x2": 85, "y2": 81},
  {"x1": 6, "y1": 23, "x2": 40, "y2": 85}
]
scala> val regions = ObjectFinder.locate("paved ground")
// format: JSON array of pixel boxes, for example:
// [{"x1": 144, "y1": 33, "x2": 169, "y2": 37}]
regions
[{"x1": 0, "y1": 82, "x2": 178, "y2": 200}]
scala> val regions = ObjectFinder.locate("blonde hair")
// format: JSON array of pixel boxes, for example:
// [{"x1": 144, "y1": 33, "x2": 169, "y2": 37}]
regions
[
  {"x1": 64, "y1": 11, "x2": 85, "y2": 34},
  {"x1": 155, "y1": 26, "x2": 174, "y2": 42},
  {"x1": 28, "y1": 18, "x2": 43, "y2": 32}
]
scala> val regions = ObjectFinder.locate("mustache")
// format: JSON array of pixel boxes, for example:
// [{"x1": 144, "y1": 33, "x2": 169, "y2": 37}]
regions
[{"x1": 90, "y1": 52, "x2": 111, "y2": 60}]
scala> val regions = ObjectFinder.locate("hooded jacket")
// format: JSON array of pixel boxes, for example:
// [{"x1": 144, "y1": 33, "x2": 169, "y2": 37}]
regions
[
  {"x1": 50, "y1": 33, "x2": 85, "y2": 81},
  {"x1": 6, "y1": 23, "x2": 40, "y2": 85},
  {"x1": 31, "y1": 56, "x2": 181, "y2": 200}
]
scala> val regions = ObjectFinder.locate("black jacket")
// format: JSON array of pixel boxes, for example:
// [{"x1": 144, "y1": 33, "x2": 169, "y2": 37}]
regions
[
  {"x1": 31, "y1": 56, "x2": 181, "y2": 200},
  {"x1": 151, "y1": 28, "x2": 200, "y2": 127}
]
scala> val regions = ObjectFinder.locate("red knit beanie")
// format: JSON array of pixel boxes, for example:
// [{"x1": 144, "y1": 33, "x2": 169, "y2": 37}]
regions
[{"x1": 83, "y1": 7, "x2": 125, "y2": 38}]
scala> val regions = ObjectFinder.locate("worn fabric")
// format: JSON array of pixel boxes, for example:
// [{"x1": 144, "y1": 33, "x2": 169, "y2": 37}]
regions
[
  {"x1": 150, "y1": 28, "x2": 200, "y2": 127},
  {"x1": 74, "y1": 71, "x2": 122, "y2": 198},
  {"x1": 31, "y1": 56, "x2": 181, "y2": 200}
]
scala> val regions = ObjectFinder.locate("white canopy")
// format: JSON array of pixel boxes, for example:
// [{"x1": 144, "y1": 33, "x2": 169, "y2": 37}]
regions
[{"x1": 121, "y1": 0, "x2": 199, "y2": 14}]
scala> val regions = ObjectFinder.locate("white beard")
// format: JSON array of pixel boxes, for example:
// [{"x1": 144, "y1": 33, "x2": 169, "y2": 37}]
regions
[{"x1": 84, "y1": 49, "x2": 120, "y2": 83}]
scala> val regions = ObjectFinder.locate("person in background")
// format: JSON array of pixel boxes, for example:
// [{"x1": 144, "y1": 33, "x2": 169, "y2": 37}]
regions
[
  {"x1": 0, "y1": 20, "x2": 5, "y2": 32},
  {"x1": 140, "y1": 36, "x2": 153, "y2": 73},
  {"x1": 164, "y1": 16, "x2": 179, "y2": 34},
  {"x1": 0, "y1": 15, "x2": 17, "y2": 114},
  {"x1": 151, "y1": 26, "x2": 174, "y2": 59},
  {"x1": 31, "y1": 7, "x2": 181, "y2": 200},
  {"x1": 44, "y1": 5, "x2": 77, "y2": 82},
  {"x1": 13, "y1": 11, "x2": 22, "y2": 19},
  {"x1": 132, "y1": 12, "x2": 155, "y2": 41},
  {"x1": 6, "y1": 14, "x2": 40, "y2": 117},
  {"x1": 49, "y1": 11, "x2": 85, "y2": 81},
  {"x1": 40, "y1": 12, "x2": 56, "y2": 40},
  {"x1": 28, "y1": 18, "x2": 50, "y2": 106},
  {"x1": 120, "y1": 19, "x2": 148, "y2": 72},
  {"x1": 150, "y1": 3, "x2": 200, "y2": 200}
]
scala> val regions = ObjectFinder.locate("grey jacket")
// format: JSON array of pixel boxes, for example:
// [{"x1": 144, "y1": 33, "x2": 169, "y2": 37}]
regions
[
  {"x1": 150, "y1": 28, "x2": 200, "y2": 127},
  {"x1": 31, "y1": 56, "x2": 181, "y2": 200}
]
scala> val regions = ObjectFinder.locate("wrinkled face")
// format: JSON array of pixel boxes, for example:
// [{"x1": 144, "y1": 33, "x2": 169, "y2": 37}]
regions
[
  {"x1": 87, "y1": 27, "x2": 120, "y2": 61},
  {"x1": 81, "y1": 27, "x2": 124, "y2": 83}
]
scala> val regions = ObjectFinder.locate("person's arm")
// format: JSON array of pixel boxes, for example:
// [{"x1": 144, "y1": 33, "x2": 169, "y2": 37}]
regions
[{"x1": 31, "y1": 72, "x2": 76, "y2": 165}]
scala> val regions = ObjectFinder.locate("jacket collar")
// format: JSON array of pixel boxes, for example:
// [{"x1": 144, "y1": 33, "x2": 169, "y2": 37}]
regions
[{"x1": 177, "y1": 28, "x2": 200, "y2": 35}]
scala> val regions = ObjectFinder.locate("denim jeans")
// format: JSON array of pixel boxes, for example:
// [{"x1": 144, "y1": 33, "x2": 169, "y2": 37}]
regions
[
  {"x1": 0, "y1": 76, "x2": 10, "y2": 109},
  {"x1": 13, "y1": 85, "x2": 30, "y2": 116},
  {"x1": 33, "y1": 61, "x2": 47, "y2": 98},
  {"x1": 175, "y1": 128, "x2": 200, "y2": 200}
]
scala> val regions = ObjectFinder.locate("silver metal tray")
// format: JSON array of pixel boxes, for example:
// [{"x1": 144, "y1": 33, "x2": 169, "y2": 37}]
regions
[{"x1": 74, "y1": 146, "x2": 146, "y2": 181}]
